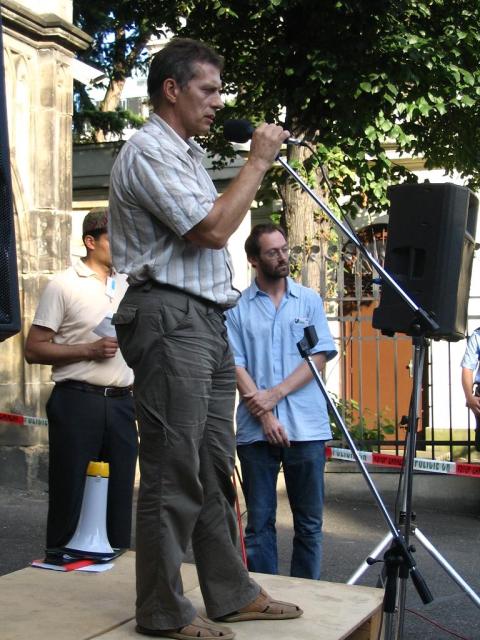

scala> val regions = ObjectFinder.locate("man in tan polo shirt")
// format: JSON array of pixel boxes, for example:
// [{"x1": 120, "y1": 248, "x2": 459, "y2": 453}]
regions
[{"x1": 25, "y1": 209, "x2": 138, "y2": 562}]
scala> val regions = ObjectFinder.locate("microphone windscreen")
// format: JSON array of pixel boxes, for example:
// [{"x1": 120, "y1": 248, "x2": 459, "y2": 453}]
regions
[{"x1": 223, "y1": 119, "x2": 255, "y2": 143}]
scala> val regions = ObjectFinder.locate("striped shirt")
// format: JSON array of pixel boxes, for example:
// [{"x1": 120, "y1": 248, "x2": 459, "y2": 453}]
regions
[{"x1": 108, "y1": 114, "x2": 240, "y2": 307}]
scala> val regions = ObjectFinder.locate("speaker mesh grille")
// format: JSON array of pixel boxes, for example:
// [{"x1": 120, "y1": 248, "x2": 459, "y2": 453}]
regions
[
  {"x1": 0, "y1": 147, "x2": 14, "y2": 324},
  {"x1": 373, "y1": 183, "x2": 478, "y2": 341}
]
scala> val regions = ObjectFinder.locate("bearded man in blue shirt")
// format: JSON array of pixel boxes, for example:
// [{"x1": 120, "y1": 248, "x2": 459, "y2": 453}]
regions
[{"x1": 226, "y1": 223, "x2": 337, "y2": 579}]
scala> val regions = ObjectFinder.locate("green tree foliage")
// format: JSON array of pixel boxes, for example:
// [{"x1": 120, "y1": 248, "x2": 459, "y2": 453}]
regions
[
  {"x1": 180, "y1": 0, "x2": 480, "y2": 216},
  {"x1": 74, "y1": 0, "x2": 480, "y2": 233},
  {"x1": 73, "y1": 1, "x2": 190, "y2": 141}
]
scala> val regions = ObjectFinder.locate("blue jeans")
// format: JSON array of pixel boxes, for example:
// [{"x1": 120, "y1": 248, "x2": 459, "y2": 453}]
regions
[{"x1": 237, "y1": 440, "x2": 326, "y2": 579}]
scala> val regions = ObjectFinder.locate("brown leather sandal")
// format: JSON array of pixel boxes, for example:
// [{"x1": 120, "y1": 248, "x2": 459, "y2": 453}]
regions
[
  {"x1": 216, "y1": 588, "x2": 303, "y2": 623},
  {"x1": 136, "y1": 615, "x2": 235, "y2": 639}
]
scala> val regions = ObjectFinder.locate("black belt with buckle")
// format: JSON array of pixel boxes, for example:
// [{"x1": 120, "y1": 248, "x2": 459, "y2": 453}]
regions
[{"x1": 55, "y1": 380, "x2": 133, "y2": 397}]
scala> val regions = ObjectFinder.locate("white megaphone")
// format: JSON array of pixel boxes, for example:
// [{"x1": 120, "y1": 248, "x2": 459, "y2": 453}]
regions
[{"x1": 63, "y1": 461, "x2": 115, "y2": 560}]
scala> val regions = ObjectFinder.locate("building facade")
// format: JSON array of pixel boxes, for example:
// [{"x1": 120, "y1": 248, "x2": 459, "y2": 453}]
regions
[{"x1": 0, "y1": 0, "x2": 90, "y2": 488}]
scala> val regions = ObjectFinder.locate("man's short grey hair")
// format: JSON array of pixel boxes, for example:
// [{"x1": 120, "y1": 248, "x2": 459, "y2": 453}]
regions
[{"x1": 147, "y1": 38, "x2": 224, "y2": 108}]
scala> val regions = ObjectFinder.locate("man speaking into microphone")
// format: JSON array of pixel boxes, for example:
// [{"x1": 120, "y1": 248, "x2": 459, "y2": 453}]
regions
[{"x1": 108, "y1": 38, "x2": 302, "y2": 639}]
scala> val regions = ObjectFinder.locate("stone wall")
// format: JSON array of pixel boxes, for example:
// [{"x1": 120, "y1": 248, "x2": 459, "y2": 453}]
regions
[{"x1": 0, "y1": 0, "x2": 90, "y2": 488}]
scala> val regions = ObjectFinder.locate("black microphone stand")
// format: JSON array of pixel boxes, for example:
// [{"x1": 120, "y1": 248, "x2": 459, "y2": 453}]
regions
[{"x1": 275, "y1": 153, "x2": 480, "y2": 638}]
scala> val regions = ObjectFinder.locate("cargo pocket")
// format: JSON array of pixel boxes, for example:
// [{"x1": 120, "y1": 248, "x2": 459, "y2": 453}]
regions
[{"x1": 112, "y1": 304, "x2": 138, "y2": 368}]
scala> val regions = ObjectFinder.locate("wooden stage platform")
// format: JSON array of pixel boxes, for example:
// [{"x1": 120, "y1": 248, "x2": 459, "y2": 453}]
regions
[{"x1": 1, "y1": 552, "x2": 384, "y2": 639}]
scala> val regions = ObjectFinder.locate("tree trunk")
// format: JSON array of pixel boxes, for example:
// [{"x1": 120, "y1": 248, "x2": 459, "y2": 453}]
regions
[
  {"x1": 280, "y1": 144, "x2": 331, "y2": 298},
  {"x1": 99, "y1": 78, "x2": 126, "y2": 112},
  {"x1": 94, "y1": 78, "x2": 127, "y2": 143}
]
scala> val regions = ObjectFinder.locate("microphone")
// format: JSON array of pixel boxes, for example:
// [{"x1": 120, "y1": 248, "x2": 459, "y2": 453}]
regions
[{"x1": 223, "y1": 119, "x2": 305, "y2": 146}]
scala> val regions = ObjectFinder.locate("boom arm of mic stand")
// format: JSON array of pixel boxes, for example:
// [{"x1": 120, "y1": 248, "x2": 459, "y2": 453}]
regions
[
  {"x1": 298, "y1": 339, "x2": 433, "y2": 606},
  {"x1": 276, "y1": 155, "x2": 439, "y2": 335}
]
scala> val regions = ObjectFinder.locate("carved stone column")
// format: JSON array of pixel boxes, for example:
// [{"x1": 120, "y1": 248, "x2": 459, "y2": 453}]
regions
[{"x1": 0, "y1": 1, "x2": 90, "y2": 488}]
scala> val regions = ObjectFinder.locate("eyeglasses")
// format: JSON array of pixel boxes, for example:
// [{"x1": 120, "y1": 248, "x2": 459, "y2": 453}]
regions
[{"x1": 261, "y1": 246, "x2": 290, "y2": 259}]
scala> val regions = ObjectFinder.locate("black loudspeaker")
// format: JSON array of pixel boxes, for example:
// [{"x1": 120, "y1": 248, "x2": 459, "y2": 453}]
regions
[
  {"x1": 372, "y1": 182, "x2": 478, "y2": 342},
  {"x1": 0, "y1": 16, "x2": 21, "y2": 342}
]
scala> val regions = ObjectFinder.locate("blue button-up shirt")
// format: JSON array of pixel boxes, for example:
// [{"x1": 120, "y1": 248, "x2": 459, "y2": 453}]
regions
[{"x1": 226, "y1": 278, "x2": 337, "y2": 444}]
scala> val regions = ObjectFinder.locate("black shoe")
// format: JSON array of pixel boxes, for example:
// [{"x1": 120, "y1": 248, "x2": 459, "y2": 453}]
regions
[
  {"x1": 43, "y1": 553, "x2": 64, "y2": 565},
  {"x1": 475, "y1": 428, "x2": 480, "y2": 452}
]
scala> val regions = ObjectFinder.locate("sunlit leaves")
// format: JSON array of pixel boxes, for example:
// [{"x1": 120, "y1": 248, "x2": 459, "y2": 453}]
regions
[
  {"x1": 177, "y1": 0, "x2": 480, "y2": 214},
  {"x1": 74, "y1": 0, "x2": 480, "y2": 209}
]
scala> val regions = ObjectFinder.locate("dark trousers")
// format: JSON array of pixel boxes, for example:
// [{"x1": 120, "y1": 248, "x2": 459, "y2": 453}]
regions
[
  {"x1": 114, "y1": 284, "x2": 259, "y2": 630},
  {"x1": 45, "y1": 385, "x2": 138, "y2": 550}
]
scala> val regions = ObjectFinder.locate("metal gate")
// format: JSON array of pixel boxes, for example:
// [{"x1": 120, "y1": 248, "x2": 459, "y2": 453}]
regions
[{"x1": 319, "y1": 223, "x2": 479, "y2": 464}]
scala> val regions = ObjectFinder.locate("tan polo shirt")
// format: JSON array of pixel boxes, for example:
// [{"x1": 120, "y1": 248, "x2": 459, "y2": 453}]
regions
[{"x1": 32, "y1": 258, "x2": 133, "y2": 387}]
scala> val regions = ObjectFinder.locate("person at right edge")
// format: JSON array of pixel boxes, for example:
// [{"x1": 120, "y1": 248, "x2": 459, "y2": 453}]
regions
[
  {"x1": 108, "y1": 38, "x2": 302, "y2": 640},
  {"x1": 461, "y1": 327, "x2": 480, "y2": 452}
]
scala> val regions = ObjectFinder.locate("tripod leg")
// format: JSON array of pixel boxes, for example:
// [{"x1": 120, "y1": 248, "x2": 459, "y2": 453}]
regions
[
  {"x1": 414, "y1": 527, "x2": 480, "y2": 608},
  {"x1": 347, "y1": 533, "x2": 393, "y2": 584}
]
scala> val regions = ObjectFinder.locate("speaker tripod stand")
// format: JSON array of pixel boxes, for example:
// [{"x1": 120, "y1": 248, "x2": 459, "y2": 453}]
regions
[
  {"x1": 346, "y1": 332, "x2": 480, "y2": 638},
  {"x1": 275, "y1": 154, "x2": 480, "y2": 638}
]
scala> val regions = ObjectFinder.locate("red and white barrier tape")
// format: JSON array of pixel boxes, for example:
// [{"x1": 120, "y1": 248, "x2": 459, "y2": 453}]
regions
[
  {"x1": 326, "y1": 446, "x2": 480, "y2": 479},
  {"x1": 0, "y1": 411, "x2": 48, "y2": 427},
  {"x1": 1, "y1": 410, "x2": 478, "y2": 478}
]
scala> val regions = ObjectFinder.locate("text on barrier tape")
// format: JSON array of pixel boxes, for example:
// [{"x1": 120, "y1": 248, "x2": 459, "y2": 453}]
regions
[
  {"x1": 0, "y1": 411, "x2": 48, "y2": 427},
  {"x1": 326, "y1": 446, "x2": 480, "y2": 479},
  {"x1": 1, "y1": 411, "x2": 479, "y2": 478}
]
